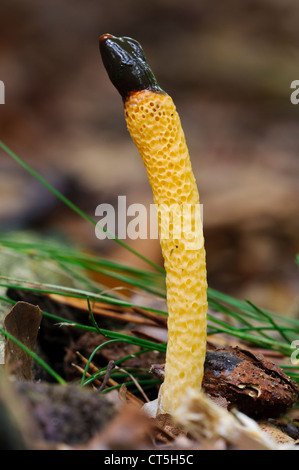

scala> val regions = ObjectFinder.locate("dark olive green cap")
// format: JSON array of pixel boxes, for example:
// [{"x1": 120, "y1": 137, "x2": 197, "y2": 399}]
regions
[{"x1": 99, "y1": 34, "x2": 164, "y2": 100}]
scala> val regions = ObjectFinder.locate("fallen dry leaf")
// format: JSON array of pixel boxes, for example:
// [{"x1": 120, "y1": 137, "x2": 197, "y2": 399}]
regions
[{"x1": 4, "y1": 301, "x2": 43, "y2": 380}]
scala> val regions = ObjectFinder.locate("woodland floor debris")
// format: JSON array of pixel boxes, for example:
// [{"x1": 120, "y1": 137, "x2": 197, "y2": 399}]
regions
[
  {"x1": 150, "y1": 346, "x2": 299, "y2": 418},
  {"x1": 172, "y1": 389, "x2": 290, "y2": 450},
  {"x1": 0, "y1": 296, "x2": 298, "y2": 449},
  {"x1": 1, "y1": 288, "x2": 298, "y2": 449},
  {"x1": 12, "y1": 381, "x2": 116, "y2": 447},
  {"x1": 4, "y1": 301, "x2": 42, "y2": 380}
]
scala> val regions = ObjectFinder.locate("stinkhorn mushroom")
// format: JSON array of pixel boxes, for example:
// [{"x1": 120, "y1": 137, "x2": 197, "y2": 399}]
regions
[{"x1": 99, "y1": 34, "x2": 208, "y2": 414}]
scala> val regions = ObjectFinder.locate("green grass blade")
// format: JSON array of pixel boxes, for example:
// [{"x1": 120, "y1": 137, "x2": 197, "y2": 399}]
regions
[
  {"x1": 0, "y1": 327, "x2": 66, "y2": 385},
  {"x1": 0, "y1": 140, "x2": 164, "y2": 273},
  {"x1": 0, "y1": 294, "x2": 166, "y2": 355},
  {"x1": 80, "y1": 339, "x2": 120, "y2": 385},
  {"x1": 101, "y1": 379, "x2": 161, "y2": 394},
  {"x1": 246, "y1": 299, "x2": 292, "y2": 344}
]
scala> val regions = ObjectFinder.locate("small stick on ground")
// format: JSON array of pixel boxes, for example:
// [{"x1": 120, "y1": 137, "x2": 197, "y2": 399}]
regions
[
  {"x1": 74, "y1": 353, "x2": 144, "y2": 407},
  {"x1": 98, "y1": 360, "x2": 115, "y2": 392}
]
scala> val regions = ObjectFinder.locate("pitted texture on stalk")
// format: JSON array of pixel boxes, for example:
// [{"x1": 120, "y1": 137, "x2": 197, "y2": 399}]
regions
[{"x1": 125, "y1": 90, "x2": 208, "y2": 412}]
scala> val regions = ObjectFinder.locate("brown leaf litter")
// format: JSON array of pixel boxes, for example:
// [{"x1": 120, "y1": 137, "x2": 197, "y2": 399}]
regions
[
  {"x1": 4, "y1": 301, "x2": 43, "y2": 380},
  {"x1": 1, "y1": 300, "x2": 298, "y2": 449},
  {"x1": 150, "y1": 346, "x2": 299, "y2": 418}
]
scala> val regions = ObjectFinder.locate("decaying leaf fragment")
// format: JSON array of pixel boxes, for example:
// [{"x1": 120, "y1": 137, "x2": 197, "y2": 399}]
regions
[
  {"x1": 151, "y1": 346, "x2": 298, "y2": 418},
  {"x1": 173, "y1": 389, "x2": 287, "y2": 450},
  {"x1": 4, "y1": 301, "x2": 43, "y2": 380}
]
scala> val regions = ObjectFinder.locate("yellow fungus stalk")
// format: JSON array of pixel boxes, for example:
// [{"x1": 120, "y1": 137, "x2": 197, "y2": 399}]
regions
[
  {"x1": 125, "y1": 90, "x2": 208, "y2": 413},
  {"x1": 100, "y1": 35, "x2": 208, "y2": 414}
]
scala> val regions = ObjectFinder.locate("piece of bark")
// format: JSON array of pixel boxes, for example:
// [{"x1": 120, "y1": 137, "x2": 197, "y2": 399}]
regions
[
  {"x1": 150, "y1": 346, "x2": 299, "y2": 418},
  {"x1": 4, "y1": 301, "x2": 43, "y2": 380}
]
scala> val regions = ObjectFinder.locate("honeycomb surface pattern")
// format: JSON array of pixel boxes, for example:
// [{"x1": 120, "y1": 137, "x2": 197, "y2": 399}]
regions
[{"x1": 124, "y1": 90, "x2": 208, "y2": 413}]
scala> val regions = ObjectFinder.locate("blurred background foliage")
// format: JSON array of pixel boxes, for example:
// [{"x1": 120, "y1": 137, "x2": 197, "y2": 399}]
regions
[{"x1": 0, "y1": 0, "x2": 299, "y2": 314}]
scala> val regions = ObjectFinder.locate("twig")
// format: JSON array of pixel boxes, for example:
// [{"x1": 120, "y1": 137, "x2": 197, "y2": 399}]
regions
[
  {"x1": 131, "y1": 329, "x2": 166, "y2": 344},
  {"x1": 75, "y1": 352, "x2": 144, "y2": 407},
  {"x1": 132, "y1": 306, "x2": 168, "y2": 327},
  {"x1": 98, "y1": 360, "x2": 115, "y2": 392},
  {"x1": 116, "y1": 365, "x2": 150, "y2": 403},
  {"x1": 49, "y1": 293, "x2": 161, "y2": 326}
]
